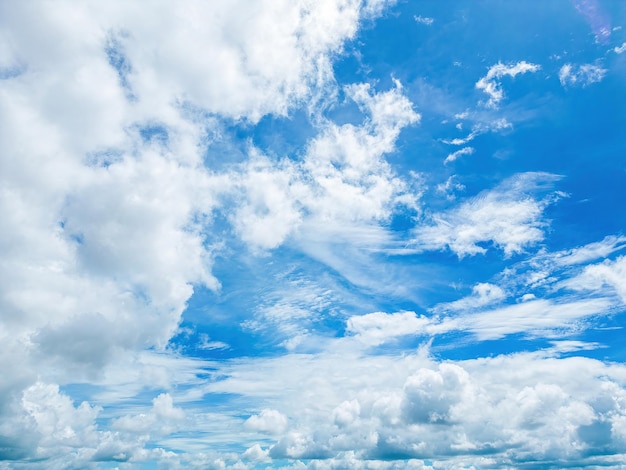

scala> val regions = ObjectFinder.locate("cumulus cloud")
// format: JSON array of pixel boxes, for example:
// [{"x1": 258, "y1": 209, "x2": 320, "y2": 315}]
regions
[
  {"x1": 112, "y1": 393, "x2": 186, "y2": 436},
  {"x1": 412, "y1": 172, "x2": 562, "y2": 257},
  {"x1": 207, "y1": 343, "x2": 626, "y2": 467},
  {"x1": 402, "y1": 364, "x2": 470, "y2": 424},
  {"x1": 0, "y1": 382, "x2": 172, "y2": 466},
  {"x1": 475, "y1": 61, "x2": 540, "y2": 107},
  {"x1": 232, "y1": 81, "x2": 420, "y2": 252},
  {"x1": 559, "y1": 63, "x2": 607, "y2": 87},
  {"x1": 245, "y1": 409, "x2": 289, "y2": 434},
  {"x1": 615, "y1": 42, "x2": 626, "y2": 54},
  {"x1": 1, "y1": 1, "x2": 623, "y2": 468},
  {"x1": 0, "y1": 0, "x2": 400, "y2": 464}
]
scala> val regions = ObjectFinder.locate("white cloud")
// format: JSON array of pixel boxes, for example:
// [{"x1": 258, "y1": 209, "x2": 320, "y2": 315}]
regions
[
  {"x1": 554, "y1": 235, "x2": 626, "y2": 266},
  {"x1": 232, "y1": 81, "x2": 420, "y2": 252},
  {"x1": 442, "y1": 118, "x2": 512, "y2": 146},
  {"x1": 0, "y1": 1, "x2": 402, "y2": 464},
  {"x1": 242, "y1": 443, "x2": 271, "y2": 462},
  {"x1": 204, "y1": 343, "x2": 626, "y2": 467},
  {"x1": 245, "y1": 409, "x2": 289, "y2": 434},
  {"x1": 475, "y1": 61, "x2": 540, "y2": 107},
  {"x1": 436, "y1": 175, "x2": 465, "y2": 200},
  {"x1": 333, "y1": 399, "x2": 361, "y2": 427},
  {"x1": 112, "y1": 393, "x2": 185, "y2": 436},
  {"x1": 414, "y1": 15, "x2": 434, "y2": 26},
  {"x1": 614, "y1": 42, "x2": 626, "y2": 54},
  {"x1": 346, "y1": 311, "x2": 431, "y2": 346},
  {"x1": 452, "y1": 297, "x2": 612, "y2": 340},
  {"x1": 444, "y1": 146, "x2": 474, "y2": 164},
  {"x1": 559, "y1": 63, "x2": 607, "y2": 87},
  {"x1": 402, "y1": 363, "x2": 470, "y2": 424},
  {"x1": 412, "y1": 172, "x2": 562, "y2": 257},
  {"x1": 441, "y1": 282, "x2": 506, "y2": 311},
  {"x1": 563, "y1": 255, "x2": 626, "y2": 303},
  {"x1": 198, "y1": 334, "x2": 230, "y2": 351},
  {"x1": 1, "y1": 381, "x2": 173, "y2": 466},
  {"x1": 364, "y1": 298, "x2": 610, "y2": 342},
  {"x1": 232, "y1": 155, "x2": 305, "y2": 251}
]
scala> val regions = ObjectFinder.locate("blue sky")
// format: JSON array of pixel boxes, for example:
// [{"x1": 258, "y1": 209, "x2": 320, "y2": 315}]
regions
[{"x1": 1, "y1": 0, "x2": 626, "y2": 468}]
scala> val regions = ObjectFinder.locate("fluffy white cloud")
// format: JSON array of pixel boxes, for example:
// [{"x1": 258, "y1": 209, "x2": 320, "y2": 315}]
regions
[
  {"x1": 412, "y1": 172, "x2": 562, "y2": 257},
  {"x1": 0, "y1": 1, "x2": 401, "y2": 464},
  {"x1": 245, "y1": 409, "x2": 289, "y2": 434},
  {"x1": 231, "y1": 81, "x2": 420, "y2": 252},
  {"x1": 232, "y1": 155, "x2": 306, "y2": 251},
  {"x1": 205, "y1": 342, "x2": 626, "y2": 468},
  {"x1": 0, "y1": 382, "x2": 176, "y2": 467},
  {"x1": 615, "y1": 42, "x2": 626, "y2": 54},
  {"x1": 112, "y1": 393, "x2": 186, "y2": 436},
  {"x1": 475, "y1": 61, "x2": 540, "y2": 108},
  {"x1": 559, "y1": 63, "x2": 607, "y2": 87},
  {"x1": 347, "y1": 311, "x2": 431, "y2": 346}
]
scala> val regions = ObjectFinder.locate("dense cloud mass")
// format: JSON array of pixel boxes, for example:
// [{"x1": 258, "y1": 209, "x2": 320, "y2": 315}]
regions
[{"x1": 1, "y1": 0, "x2": 625, "y2": 468}]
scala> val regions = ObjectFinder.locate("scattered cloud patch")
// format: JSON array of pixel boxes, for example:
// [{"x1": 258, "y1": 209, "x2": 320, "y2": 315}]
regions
[
  {"x1": 554, "y1": 235, "x2": 626, "y2": 266},
  {"x1": 563, "y1": 255, "x2": 626, "y2": 303},
  {"x1": 346, "y1": 311, "x2": 431, "y2": 346},
  {"x1": 412, "y1": 173, "x2": 562, "y2": 257},
  {"x1": 414, "y1": 15, "x2": 434, "y2": 25},
  {"x1": 443, "y1": 118, "x2": 512, "y2": 146},
  {"x1": 559, "y1": 63, "x2": 608, "y2": 87},
  {"x1": 614, "y1": 42, "x2": 626, "y2": 54},
  {"x1": 441, "y1": 282, "x2": 506, "y2": 312},
  {"x1": 436, "y1": 176, "x2": 465, "y2": 200},
  {"x1": 444, "y1": 146, "x2": 474, "y2": 164},
  {"x1": 475, "y1": 61, "x2": 540, "y2": 107}
]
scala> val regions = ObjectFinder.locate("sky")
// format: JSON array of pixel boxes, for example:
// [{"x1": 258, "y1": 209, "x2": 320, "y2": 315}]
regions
[{"x1": 1, "y1": 0, "x2": 626, "y2": 468}]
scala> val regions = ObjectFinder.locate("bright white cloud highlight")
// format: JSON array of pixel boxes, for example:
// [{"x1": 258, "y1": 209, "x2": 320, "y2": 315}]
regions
[{"x1": 475, "y1": 61, "x2": 540, "y2": 107}]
